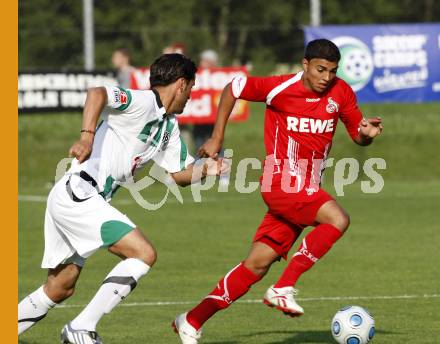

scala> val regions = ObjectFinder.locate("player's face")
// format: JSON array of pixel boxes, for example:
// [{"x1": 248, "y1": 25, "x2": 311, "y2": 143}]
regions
[
  {"x1": 302, "y1": 58, "x2": 338, "y2": 94},
  {"x1": 173, "y1": 78, "x2": 195, "y2": 114}
]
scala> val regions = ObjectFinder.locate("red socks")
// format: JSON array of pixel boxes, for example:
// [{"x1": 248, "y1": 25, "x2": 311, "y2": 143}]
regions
[
  {"x1": 274, "y1": 224, "x2": 343, "y2": 288},
  {"x1": 187, "y1": 262, "x2": 261, "y2": 330},
  {"x1": 186, "y1": 225, "x2": 342, "y2": 330}
]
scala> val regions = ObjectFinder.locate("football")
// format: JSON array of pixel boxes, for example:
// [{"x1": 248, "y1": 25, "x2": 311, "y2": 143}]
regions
[{"x1": 331, "y1": 305, "x2": 375, "y2": 344}]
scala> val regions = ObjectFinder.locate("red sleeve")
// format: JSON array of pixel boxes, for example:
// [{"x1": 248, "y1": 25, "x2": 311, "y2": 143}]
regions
[
  {"x1": 339, "y1": 82, "x2": 363, "y2": 140},
  {"x1": 231, "y1": 75, "x2": 285, "y2": 103}
]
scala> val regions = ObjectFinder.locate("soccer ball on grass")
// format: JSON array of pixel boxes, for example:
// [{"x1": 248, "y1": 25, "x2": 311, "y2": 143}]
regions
[{"x1": 331, "y1": 305, "x2": 375, "y2": 344}]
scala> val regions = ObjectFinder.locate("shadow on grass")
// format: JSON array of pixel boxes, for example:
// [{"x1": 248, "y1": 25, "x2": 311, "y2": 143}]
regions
[
  {"x1": 203, "y1": 330, "x2": 331, "y2": 344},
  {"x1": 207, "y1": 328, "x2": 396, "y2": 344},
  {"x1": 253, "y1": 330, "x2": 333, "y2": 343}
]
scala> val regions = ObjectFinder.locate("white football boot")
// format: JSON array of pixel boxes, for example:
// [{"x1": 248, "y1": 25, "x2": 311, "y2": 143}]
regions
[
  {"x1": 172, "y1": 312, "x2": 202, "y2": 344},
  {"x1": 263, "y1": 285, "x2": 304, "y2": 317},
  {"x1": 60, "y1": 322, "x2": 103, "y2": 344}
]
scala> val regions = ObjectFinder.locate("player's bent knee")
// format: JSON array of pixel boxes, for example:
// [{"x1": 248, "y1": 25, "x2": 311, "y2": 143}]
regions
[
  {"x1": 332, "y1": 213, "x2": 350, "y2": 232},
  {"x1": 112, "y1": 243, "x2": 157, "y2": 266},
  {"x1": 125, "y1": 240, "x2": 157, "y2": 266},
  {"x1": 108, "y1": 228, "x2": 157, "y2": 266},
  {"x1": 243, "y1": 259, "x2": 272, "y2": 277},
  {"x1": 137, "y1": 244, "x2": 157, "y2": 266}
]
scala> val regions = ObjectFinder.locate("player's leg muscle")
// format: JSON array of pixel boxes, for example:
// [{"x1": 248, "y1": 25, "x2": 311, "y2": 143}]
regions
[
  {"x1": 243, "y1": 241, "x2": 280, "y2": 277},
  {"x1": 273, "y1": 200, "x2": 346, "y2": 292},
  {"x1": 18, "y1": 263, "x2": 81, "y2": 335},
  {"x1": 108, "y1": 227, "x2": 157, "y2": 266},
  {"x1": 45, "y1": 263, "x2": 82, "y2": 302},
  {"x1": 315, "y1": 200, "x2": 350, "y2": 232}
]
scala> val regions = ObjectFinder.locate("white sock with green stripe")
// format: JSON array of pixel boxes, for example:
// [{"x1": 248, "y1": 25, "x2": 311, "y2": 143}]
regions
[
  {"x1": 18, "y1": 285, "x2": 56, "y2": 335},
  {"x1": 70, "y1": 258, "x2": 150, "y2": 331}
]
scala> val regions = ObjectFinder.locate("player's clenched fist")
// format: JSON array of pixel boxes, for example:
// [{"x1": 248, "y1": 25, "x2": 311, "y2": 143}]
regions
[
  {"x1": 68, "y1": 138, "x2": 93, "y2": 163},
  {"x1": 198, "y1": 137, "x2": 223, "y2": 159}
]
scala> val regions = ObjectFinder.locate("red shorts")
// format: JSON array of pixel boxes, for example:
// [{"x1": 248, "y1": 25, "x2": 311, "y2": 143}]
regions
[{"x1": 253, "y1": 182, "x2": 333, "y2": 259}]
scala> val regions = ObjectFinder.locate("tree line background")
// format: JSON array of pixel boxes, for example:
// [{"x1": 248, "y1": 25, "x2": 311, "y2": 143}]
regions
[{"x1": 19, "y1": 0, "x2": 439, "y2": 73}]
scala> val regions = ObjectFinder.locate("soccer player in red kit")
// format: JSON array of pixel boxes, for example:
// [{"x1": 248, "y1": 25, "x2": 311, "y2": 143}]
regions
[{"x1": 172, "y1": 39, "x2": 383, "y2": 344}]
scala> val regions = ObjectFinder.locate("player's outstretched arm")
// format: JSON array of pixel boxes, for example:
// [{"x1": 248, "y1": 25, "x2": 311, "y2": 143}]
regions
[
  {"x1": 354, "y1": 117, "x2": 383, "y2": 146},
  {"x1": 198, "y1": 83, "x2": 237, "y2": 158},
  {"x1": 68, "y1": 87, "x2": 107, "y2": 162},
  {"x1": 171, "y1": 158, "x2": 230, "y2": 187}
]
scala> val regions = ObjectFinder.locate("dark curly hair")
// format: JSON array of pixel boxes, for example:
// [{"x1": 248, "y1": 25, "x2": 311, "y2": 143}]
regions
[{"x1": 149, "y1": 54, "x2": 197, "y2": 87}]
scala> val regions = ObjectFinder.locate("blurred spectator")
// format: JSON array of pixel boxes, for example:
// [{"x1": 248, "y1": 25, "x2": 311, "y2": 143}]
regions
[
  {"x1": 162, "y1": 42, "x2": 186, "y2": 55},
  {"x1": 195, "y1": 49, "x2": 228, "y2": 186},
  {"x1": 199, "y1": 49, "x2": 219, "y2": 69},
  {"x1": 193, "y1": 49, "x2": 219, "y2": 152},
  {"x1": 111, "y1": 48, "x2": 135, "y2": 88}
]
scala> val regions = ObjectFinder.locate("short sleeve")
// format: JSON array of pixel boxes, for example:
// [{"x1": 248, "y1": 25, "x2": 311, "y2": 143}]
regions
[
  {"x1": 339, "y1": 84, "x2": 363, "y2": 140},
  {"x1": 231, "y1": 75, "x2": 284, "y2": 103},
  {"x1": 152, "y1": 120, "x2": 195, "y2": 173},
  {"x1": 105, "y1": 86, "x2": 133, "y2": 111}
]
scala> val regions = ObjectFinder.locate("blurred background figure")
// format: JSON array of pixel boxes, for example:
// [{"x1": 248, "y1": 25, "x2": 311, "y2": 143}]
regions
[
  {"x1": 193, "y1": 49, "x2": 220, "y2": 153},
  {"x1": 194, "y1": 49, "x2": 229, "y2": 186},
  {"x1": 162, "y1": 42, "x2": 186, "y2": 55},
  {"x1": 199, "y1": 49, "x2": 219, "y2": 69},
  {"x1": 111, "y1": 48, "x2": 134, "y2": 88}
]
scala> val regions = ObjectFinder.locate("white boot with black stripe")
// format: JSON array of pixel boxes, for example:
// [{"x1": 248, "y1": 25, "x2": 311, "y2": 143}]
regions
[{"x1": 61, "y1": 322, "x2": 103, "y2": 344}]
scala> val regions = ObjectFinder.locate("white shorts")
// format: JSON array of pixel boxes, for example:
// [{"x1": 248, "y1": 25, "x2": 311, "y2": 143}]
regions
[{"x1": 41, "y1": 175, "x2": 136, "y2": 269}]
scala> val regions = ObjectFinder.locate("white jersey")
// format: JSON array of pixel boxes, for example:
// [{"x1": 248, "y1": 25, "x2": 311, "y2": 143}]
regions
[{"x1": 67, "y1": 86, "x2": 194, "y2": 201}]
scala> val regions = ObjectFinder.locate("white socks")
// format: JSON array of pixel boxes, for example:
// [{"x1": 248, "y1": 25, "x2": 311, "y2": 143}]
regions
[
  {"x1": 18, "y1": 285, "x2": 56, "y2": 335},
  {"x1": 71, "y1": 258, "x2": 150, "y2": 331},
  {"x1": 18, "y1": 258, "x2": 150, "y2": 335}
]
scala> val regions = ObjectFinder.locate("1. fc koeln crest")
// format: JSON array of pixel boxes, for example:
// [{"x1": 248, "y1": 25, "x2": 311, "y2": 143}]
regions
[{"x1": 326, "y1": 97, "x2": 339, "y2": 113}]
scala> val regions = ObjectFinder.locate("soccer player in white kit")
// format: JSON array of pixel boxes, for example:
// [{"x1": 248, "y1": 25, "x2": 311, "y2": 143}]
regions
[{"x1": 18, "y1": 54, "x2": 224, "y2": 343}]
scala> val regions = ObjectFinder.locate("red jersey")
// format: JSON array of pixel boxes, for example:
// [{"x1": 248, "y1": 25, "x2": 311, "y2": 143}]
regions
[{"x1": 231, "y1": 71, "x2": 363, "y2": 188}]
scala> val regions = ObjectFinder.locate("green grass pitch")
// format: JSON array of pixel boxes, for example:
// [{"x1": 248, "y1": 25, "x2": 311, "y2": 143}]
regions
[{"x1": 19, "y1": 102, "x2": 440, "y2": 343}]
